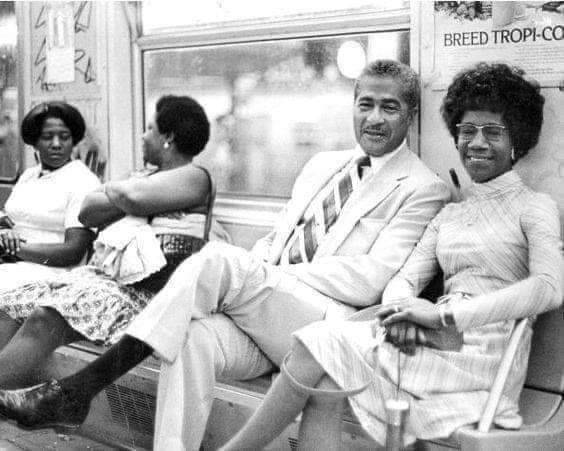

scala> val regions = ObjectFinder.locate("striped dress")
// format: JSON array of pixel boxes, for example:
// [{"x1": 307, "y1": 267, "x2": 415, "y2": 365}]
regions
[{"x1": 294, "y1": 170, "x2": 563, "y2": 445}]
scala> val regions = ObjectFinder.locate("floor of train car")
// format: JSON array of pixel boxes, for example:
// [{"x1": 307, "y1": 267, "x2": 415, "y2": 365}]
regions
[
  {"x1": 0, "y1": 342, "x2": 152, "y2": 451},
  {"x1": 0, "y1": 420, "x2": 115, "y2": 450},
  {"x1": 0, "y1": 341, "x2": 377, "y2": 450}
]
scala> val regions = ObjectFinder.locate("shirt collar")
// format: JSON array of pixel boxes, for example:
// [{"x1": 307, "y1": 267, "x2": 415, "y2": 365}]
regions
[
  {"x1": 34, "y1": 160, "x2": 74, "y2": 179},
  {"x1": 354, "y1": 139, "x2": 406, "y2": 176},
  {"x1": 469, "y1": 170, "x2": 523, "y2": 199}
]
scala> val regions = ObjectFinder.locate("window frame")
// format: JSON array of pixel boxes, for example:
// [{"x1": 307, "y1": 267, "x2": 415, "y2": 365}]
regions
[
  {"x1": 0, "y1": 1, "x2": 23, "y2": 185},
  {"x1": 133, "y1": 5, "x2": 413, "y2": 227}
]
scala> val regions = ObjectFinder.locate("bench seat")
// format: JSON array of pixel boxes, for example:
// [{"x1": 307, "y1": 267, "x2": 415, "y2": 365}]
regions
[{"x1": 43, "y1": 302, "x2": 561, "y2": 450}]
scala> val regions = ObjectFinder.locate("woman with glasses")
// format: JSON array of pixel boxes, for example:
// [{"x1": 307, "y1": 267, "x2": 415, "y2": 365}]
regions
[
  {"x1": 0, "y1": 102, "x2": 100, "y2": 293},
  {"x1": 217, "y1": 62, "x2": 563, "y2": 449}
]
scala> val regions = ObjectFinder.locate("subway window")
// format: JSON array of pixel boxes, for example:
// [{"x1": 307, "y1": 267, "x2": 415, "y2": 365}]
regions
[
  {"x1": 140, "y1": 1, "x2": 409, "y2": 198},
  {"x1": 142, "y1": 0, "x2": 407, "y2": 33},
  {"x1": 0, "y1": 1, "x2": 18, "y2": 181}
]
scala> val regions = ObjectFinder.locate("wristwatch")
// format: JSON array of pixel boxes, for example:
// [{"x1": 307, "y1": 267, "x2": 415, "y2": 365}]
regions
[{"x1": 438, "y1": 303, "x2": 456, "y2": 328}]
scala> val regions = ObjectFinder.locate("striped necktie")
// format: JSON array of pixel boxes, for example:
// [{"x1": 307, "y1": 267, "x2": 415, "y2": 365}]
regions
[{"x1": 285, "y1": 155, "x2": 371, "y2": 264}]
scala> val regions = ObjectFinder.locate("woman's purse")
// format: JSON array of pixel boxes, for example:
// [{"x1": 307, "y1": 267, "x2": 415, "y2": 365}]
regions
[{"x1": 133, "y1": 166, "x2": 217, "y2": 293}]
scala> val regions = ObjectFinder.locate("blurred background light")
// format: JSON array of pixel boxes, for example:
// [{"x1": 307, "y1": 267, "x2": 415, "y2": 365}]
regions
[{"x1": 337, "y1": 41, "x2": 366, "y2": 79}]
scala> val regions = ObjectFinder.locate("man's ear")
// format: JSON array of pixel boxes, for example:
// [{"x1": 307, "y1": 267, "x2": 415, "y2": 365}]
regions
[{"x1": 408, "y1": 107, "x2": 419, "y2": 123}]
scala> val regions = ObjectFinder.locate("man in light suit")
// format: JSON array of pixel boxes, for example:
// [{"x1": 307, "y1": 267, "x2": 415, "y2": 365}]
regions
[{"x1": 0, "y1": 60, "x2": 450, "y2": 449}]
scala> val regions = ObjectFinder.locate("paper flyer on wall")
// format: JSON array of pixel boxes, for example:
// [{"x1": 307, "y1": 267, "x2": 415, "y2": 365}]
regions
[
  {"x1": 46, "y1": 2, "x2": 75, "y2": 84},
  {"x1": 432, "y1": 1, "x2": 564, "y2": 89}
]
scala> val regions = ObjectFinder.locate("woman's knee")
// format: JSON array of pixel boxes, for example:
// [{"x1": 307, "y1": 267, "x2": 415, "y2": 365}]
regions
[
  {"x1": 285, "y1": 341, "x2": 326, "y2": 387},
  {"x1": 19, "y1": 307, "x2": 65, "y2": 337},
  {"x1": 0, "y1": 311, "x2": 19, "y2": 329},
  {"x1": 289, "y1": 341, "x2": 316, "y2": 367}
]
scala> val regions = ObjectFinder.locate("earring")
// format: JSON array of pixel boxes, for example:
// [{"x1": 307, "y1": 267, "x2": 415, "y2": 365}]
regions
[
  {"x1": 163, "y1": 141, "x2": 170, "y2": 149},
  {"x1": 511, "y1": 147, "x2": 516, "y2": 162}
]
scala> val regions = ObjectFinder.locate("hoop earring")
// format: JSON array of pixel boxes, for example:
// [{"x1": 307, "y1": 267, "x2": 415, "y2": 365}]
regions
[{"x1": 511, "y1": 147, "x2": 516, "y2": 162}]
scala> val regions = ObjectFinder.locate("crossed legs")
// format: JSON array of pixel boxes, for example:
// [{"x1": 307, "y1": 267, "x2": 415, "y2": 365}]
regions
[
  {"x1": 0, "y1": 242, "x2": 336, "y2": 435},
  {"x1": 154, "y1": 314, "x2": 274, "y2": 450},
  {"x1": 0, "y1": 307, "x2": 83, "y2": 389},
  {"x1": 222, "y1": 341, "x2": 346, "y2": 451}
]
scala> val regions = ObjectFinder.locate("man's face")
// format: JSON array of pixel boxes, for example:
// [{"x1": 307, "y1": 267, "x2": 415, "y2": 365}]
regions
[{"x1": 353, "y1": 76, "x2": 413, "y2": 157}]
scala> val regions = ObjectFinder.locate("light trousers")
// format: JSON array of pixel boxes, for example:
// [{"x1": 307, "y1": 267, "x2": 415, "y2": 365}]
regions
[
  {"x1": 152, "y1": 314, "x2": 274, "y2": 450},
  {"x1": 126, "y1": 242, "x2": 349, "y2": 450}
]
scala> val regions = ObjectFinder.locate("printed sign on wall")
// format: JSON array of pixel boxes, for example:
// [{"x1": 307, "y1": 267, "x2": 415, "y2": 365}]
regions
[
  {"x1": 46, "y1": 2, "x2": 75, "y2": 83},
  {"x1": 31, "y1": 1, "x2": 97, "y2": 94},
  {"x1": 433, "y1": 1, "x2": 564, "y2": 88}
]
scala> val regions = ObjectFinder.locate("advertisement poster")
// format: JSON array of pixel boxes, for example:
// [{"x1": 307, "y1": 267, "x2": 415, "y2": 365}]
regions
[{"x1": 433, "y1": 1, "x2": 564, "y2": 88}]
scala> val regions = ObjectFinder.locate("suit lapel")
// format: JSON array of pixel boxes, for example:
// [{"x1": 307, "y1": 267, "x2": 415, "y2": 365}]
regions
[
  {"x1": 268, "y1": 150, "x2": 356, "y2": 264},
  {"x1": 313, "y1": 145, "x2": 413, "y2": 259}
]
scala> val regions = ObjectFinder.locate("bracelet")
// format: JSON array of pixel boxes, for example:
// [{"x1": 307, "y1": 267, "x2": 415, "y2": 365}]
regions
[
  {"x1": 438, "y1": 304, "x2": 448, "y2": 327},
  {"x1": 438, "y1": 303, "x2": 456, "y2": 328},
  {"x1": 102, "y1": 183, "x2": 117, "y2": 207}
]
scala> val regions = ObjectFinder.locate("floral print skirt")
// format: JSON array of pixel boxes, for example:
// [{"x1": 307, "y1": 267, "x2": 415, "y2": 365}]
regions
[{"x1": 0, "y1": 266, "x2": 153, "y2": 345}]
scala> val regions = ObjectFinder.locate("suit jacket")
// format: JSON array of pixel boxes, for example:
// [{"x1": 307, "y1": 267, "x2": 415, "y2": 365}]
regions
[{"x1": 252, "y1": 142, "x2": 451, "y2": 308}]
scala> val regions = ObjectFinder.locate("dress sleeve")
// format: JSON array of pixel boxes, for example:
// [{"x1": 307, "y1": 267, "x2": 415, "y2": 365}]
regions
[
  {"x1": 452, "y1": 195, "x2": 563, "y2": 331},
  {"x1": 381, "y1": 208, "x2": 442, "y2": 303},
  {"x1": 64, "y1": 167, "x2": 101, "y2": 230}
]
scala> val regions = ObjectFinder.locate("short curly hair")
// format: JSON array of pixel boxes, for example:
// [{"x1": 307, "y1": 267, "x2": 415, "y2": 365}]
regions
[
  {"x1": 21, "y1": 101, "x2": 86, "y2": 146},
  {"x1": 155, "y1": 95, "x2": 210, "y2": 157},
  {"x1": 441, "y1": 63, "x2": 544, "y2": 161},
  {"x1": 354, "y1": 60, "x2": 420, "y2": 114}
]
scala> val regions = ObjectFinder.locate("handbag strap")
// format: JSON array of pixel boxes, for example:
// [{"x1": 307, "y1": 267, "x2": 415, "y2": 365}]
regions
[
  {"x1": 195, "y1": 165, "x2": 216, "y2": 242},
  {"x1": 147, "y1": 165, "x2": 216, "y2": 242}
]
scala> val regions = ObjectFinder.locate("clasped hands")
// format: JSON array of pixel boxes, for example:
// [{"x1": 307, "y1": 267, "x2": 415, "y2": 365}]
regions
[{"x1": 350, "y1": 297, "x2": 463, "y2": 355}]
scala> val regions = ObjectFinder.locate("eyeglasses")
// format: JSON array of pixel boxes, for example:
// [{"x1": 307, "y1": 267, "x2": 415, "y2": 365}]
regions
[{"x1": 455, "y1": 123, "x2": 507, "y2": 142}]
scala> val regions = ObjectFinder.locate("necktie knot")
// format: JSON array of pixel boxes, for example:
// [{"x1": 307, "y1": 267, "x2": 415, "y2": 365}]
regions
[
  {"x1": 356, "y1": 155, "x2": 371, "y2": 178},
  {"x1": 357, "y1": 155, "x2": 371, "y2": 167}
]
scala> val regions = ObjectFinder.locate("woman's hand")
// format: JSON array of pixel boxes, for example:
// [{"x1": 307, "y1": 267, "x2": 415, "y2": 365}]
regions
[
  {"x1": 353, "y1": 300, "x2": 463, "y2": 353},
  {"x1": 420, "y1": 328, "x2": 464, "y2": 352},
  {"x1": 379, "y1": 297, "x2": 443, "y2": 330},
  {"x1": 0, "y1": 229, "x2": 23, "y2": 256}
]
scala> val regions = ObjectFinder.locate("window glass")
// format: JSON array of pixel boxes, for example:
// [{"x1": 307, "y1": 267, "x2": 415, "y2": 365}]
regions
[
  {"x1": 144, "y1": 31, "x2": 409, "y2": 197},
  {"x1": 0, "y1": 2, "x2": 18, "y2": 180},
  {"x1": 142, "y1": 0, "x2": 407, "y2": 34}
]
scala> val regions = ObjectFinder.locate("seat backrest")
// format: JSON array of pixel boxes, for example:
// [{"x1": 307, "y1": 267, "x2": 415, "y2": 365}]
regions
[
  {"x1": 83, "y1": 148, "x2": 106, "y2": 181},
  {"x1": 525, "y1": 305, "x2": 564, "y2": 394},
  {"x1": 73, "y1": 127, "x2": 107, "y2": 181}
]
